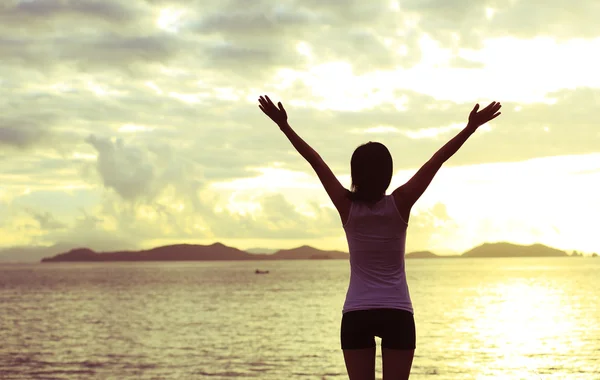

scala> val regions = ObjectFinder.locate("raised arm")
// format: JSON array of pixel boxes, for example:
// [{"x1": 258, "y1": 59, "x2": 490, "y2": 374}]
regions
[
  {"x1": 258, "y1": 95, "x2": 350, "y2": 222},
  {"x1": 393, "y1": 101, "x2": 502, "y2": 221}
]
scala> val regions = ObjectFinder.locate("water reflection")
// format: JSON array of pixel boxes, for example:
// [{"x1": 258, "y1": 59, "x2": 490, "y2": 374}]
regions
[
  {"x1": 461, "y1": 279, "x2": 588, "y2": 377},
  {"x1": 1, "y1": 259, "x2": 599, "y2": 379}
]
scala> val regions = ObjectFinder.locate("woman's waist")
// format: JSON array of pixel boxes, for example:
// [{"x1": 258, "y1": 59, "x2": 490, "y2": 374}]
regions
[
  {"x1": 347, "y1": 271, "x2": 409, "y2": 291},
  {"x1": 344, "y1": 284, "x2": 413, "y2": 311}
]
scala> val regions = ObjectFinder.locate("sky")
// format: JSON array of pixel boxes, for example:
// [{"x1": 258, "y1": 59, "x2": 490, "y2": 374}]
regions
[{"x1": 0, "y1": 0, "x2": 599, "y2": 255}]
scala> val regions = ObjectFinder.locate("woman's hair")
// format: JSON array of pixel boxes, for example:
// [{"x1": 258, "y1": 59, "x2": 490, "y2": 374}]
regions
[{"x1": 347, "y1": 141, "x2": 393, "y2": 203}]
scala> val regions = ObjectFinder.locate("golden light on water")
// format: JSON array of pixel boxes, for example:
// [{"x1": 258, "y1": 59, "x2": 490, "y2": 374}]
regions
[{"x1": 464, "y1": 279, "x2": 581, "y2": 377}]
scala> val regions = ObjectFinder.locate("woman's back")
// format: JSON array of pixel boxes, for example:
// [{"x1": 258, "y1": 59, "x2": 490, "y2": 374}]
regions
[
  {"x1": 258, "y1": 94, "x2": 501, "y2": 379},
  {"x1": 342, "y1": 195, "x2": 413, "y2": 314}
]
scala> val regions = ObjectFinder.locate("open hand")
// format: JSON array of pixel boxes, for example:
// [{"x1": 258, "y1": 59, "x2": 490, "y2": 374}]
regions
[
  {"x1": 258, "y1": 95, "x2": 288, "y2": 126},
  {"x1": 468, "y1": 101, "x2": 502, "y2": 128}
]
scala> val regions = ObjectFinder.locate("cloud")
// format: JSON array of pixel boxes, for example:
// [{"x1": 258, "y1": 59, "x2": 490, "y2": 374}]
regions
[
  {"x1": 40, "y1": 209, "x2": 139, "y2": 251},
  {"x1": 210, "y1": 193, "x2": 341, "y2": 240},
  {"x1": 188, "y1": 7, "x2": 316, "y2": 36},
  {"x1": 0, "y1": 118, "x2": 49, "y2": 148},
  {"x1": 26, "y1": 209, "x2": 67, "y2": 230},
  {"x1": 487, "y1": 1, "x2": 600, "y2": 39},
  {"x1": 85, "y1": 135, "x2": 204, "y2": 201},
  {"x1": 0, "y1": 0, "x2": 599, "y2": 252},
  {"x1": 0, "y1": 0, "x2": 147, "y2": 32},
  {"x1": 398, "y1": 0, "x2": 600, "y2": 45},
  {"x1": 407, "y1": 202, "x2": 460, "y2": 252},
  {"x1": 86, "y1": 135, "x2": 157, "y2": 200},
  {"x1": 2, "y1": 0, "x2": 599, "y2": 80},
  {"x1": 176, "y1": 1, "x2": 417, "y2": 73},
  {"x1": 0, "y1": 34, "x2": 182, "y2": 74}
]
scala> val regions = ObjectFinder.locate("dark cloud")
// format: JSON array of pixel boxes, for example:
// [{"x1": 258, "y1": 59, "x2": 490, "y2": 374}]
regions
[
  {"x1": 0, "y1": 33, "x2": 182, "y2": 73},
  {"x1": 0, "y1": 0, "x2": 146, "y2": 31},
  {"x1": 0, "y1": 119, "x2": 48, "y2": 148},
  {"x1": 188, "y1": 7, "x2": 316, "y2": 35},
  {"x1": 1, "y1": 0, "x2": 598, "y2": 80},
  {"x1": 178, "y1": 1, "x2": 416, "y2": 73}
]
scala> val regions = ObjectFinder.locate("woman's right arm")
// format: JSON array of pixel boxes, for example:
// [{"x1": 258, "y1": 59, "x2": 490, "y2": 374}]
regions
[{"x1": 392, "y1": 102, "x2": 502, "y2": 221}]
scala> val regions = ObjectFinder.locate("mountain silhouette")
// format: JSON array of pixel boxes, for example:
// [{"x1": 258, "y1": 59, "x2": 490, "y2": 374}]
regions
[
  {"x1": 39, "y1": 241, "x2": 570, "y2": 262},
  {"x1": 461, "y1": 242, "x2": 567, "y2": 257},
  {"x1": 41, "y1": 243, "x2": 261, "y2": 262},
  {"x1": 271, "y1": 245, "x2": 348, "y2": 260},
  {"x1": 41, "y1": 243, "x2": 351, "y2": 262},
  {"x1": 405, "y1": 251, "x2": 440, "y2": 259}
]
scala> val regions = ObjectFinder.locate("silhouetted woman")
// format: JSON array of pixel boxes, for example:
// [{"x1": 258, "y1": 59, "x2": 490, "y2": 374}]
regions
[{"x1": 258, "y1": 95, "x2": 501, "y2": 380}]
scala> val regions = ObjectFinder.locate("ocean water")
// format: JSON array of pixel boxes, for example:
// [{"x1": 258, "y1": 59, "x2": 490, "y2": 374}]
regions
[{"x1": 1, "y1": 258, "x2": 599, "y2": 379}]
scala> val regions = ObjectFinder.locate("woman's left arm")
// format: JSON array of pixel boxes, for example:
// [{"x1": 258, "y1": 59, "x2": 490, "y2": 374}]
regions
[{"x1": 258, "y1": 95, "x2": 350, "y2": 220}]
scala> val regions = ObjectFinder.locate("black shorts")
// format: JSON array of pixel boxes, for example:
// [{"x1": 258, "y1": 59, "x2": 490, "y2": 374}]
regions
[{"x1": 340, "y1": 308, "x2": 416, "y2": 350}]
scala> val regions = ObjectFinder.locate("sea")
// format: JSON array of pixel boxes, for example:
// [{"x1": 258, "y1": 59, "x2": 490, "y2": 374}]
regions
[{"x1": 1, "y1": 258, "x2": 599, "y2": 379}]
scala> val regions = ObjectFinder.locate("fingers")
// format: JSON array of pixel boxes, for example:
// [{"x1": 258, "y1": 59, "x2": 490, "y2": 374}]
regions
[
  {"x1": 488, "y1": 112, "x2": 501, "y2": 121},
  {"x1": 481, "y1": 101, "x2": 498, "y2": 113},
  {"x1": 258, "y1": 95, "x2": 279, "y2": 110},
  {"x1": 278, "y1": 101, "x2": 286, "y2": 115},
  {"x1": 481, "y1": 111, "x2": 502, "y2": 124},
  {"x1": 258, "y1": 97, "x2": 275, "y2": 117},
  {"x1": 489, "y1": 103, "x2": 502, "y2": 117},
  {"x1": 478, "y1": 101, "x2": 502, "y2": 116},
  {"x1": 471, "y1": 104, "x2": 480, "y2": 113},
  {"x1": 258, "y1": 95, "x2": 271, "y2": 104},
  {"x1": 489, "y1": 101, "x2": 501, "y2": 111},
  {"x1": 258, "y1": 95, "x2": 287, "y2": 124},
  {"x1": 265, "y1": 95, "x2": 276, "y2": 108},
  {"x1": 258, "y1": 96, "x2": 268, "y2": 108}
]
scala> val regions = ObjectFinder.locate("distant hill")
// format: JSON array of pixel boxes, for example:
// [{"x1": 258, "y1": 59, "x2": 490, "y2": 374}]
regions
[
  {"x1": 41, "y1": 244, "x2": 348, "y2": 262},
  {"x1": 41, "y1": 243, "x2": 264, "y2": 262},
  {"x1": 461, "y1": 243, "x2": 568, "y2": 258},
  {"x1": 405, "y1": 251, "x2": 439, "y2": 259},
  {"x1": 271, "y1": 245, "x2": 348, "y2": 260},
  {"x1": 39, "y1": 241, "x2": 572, "y2": 262}
]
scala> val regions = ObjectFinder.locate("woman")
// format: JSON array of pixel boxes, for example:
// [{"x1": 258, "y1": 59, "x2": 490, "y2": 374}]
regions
[{"x1": 258, "y1": 95, "x2": 501, "y2": 379}]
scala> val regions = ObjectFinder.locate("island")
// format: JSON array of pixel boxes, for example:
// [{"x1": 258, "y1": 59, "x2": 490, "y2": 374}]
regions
[
  {"x1": 41, "y1": 243, "x2": 263, "y2": 262},
  {"x1": 405, "y1": 251, "x2": 440, "y2": 259},
  {"x1": 40, "y1": 243, "x2": 350, "y2": 262},
  {"x1": 39, "y1": 241, "x2": 572, "y2": 262},
  {"x1": 461, "y1": 243, "x2": 567, "y2": 258}
]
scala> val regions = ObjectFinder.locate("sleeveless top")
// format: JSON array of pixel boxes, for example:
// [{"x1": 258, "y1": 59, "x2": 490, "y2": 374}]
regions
[{"x1": 342, "y1": 194, "x2": 413, "y2": 314}]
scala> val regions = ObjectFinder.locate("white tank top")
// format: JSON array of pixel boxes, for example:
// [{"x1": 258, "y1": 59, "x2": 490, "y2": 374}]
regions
[{"x1": 342, "y1": 195, "x2": 413, "y2": 314}]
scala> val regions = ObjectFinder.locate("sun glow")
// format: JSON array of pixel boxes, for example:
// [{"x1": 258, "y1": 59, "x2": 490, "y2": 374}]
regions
[
  {"x1": 156, "y1": 8, "x2": 185, "y2": 33},
  {"x1": 463, "y1": 280, "x2": 579, "y2": 376}
]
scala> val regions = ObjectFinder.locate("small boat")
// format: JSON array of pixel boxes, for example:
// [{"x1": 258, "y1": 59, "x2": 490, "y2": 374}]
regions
[{"x1": 255, "y1": 269, "x2": 270, "y2": 274}]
